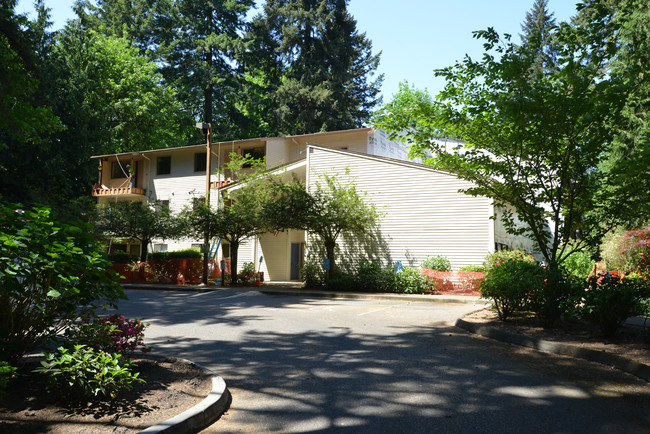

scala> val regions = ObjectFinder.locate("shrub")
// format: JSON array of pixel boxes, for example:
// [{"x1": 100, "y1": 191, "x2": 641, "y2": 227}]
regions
[
  {"x1": 149, "y1": 248, "x2": 202, "y2": 261},
  {"x1": 386, "y1": 266, "x2": 435, "y2": 294},
  {"x1": 0, "y1": 203, "x2": 125, "y2": 362},
  {"x1": 483, "y1": 250, "x2": 536, "y2": 272},
  {"x1": 581, "y1": 275, "x2": 643, "y2": 337},
  {"x1": 64, "y1": 314, "x2": 152, "y2": 358},
  {"x1": 107, "y1": 250, "x2": 138, "y2": 264},
  {"x1": 0, "y1": 361, "x2": 16, "y2": 397},
  {"x1": 238, "y1": 261, "x2": 256, "y2": 285},
  {"x1": 302, "y1": 260, "x2": 324, "y2": 288},
  {"x1": 479, "y1": 260, "x2": 545, "y2": 320},
  {"x1": 561, "y1": 250, "x2": 595, "y2": 281},
  {"x1": 599, "y1": 227, "x2": 631, "y2": 271},
  {"x1": 458, "y1": 264, "x2": 486, "y2": 272},
  {"x1": 354, "y1": 261, "x2": 386, "y2": 292},
  {"x1": 421, "y1": 256, "x2": 452, "y2": 272},
  {"x1": 34, "y1": 345, "x2": 145, "y2": 400},
  {"x1": 326, "y1": 274, "x2": 358, "y2": 292}
]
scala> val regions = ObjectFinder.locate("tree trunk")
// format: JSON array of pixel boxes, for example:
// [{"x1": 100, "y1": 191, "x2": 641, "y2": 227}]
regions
[
  {"x1": 542, "y1": 262, "x2": 562, "y2": 329},
  {"x1": 324, "y1": 238, "x2": 336, "y2": 280},
  {"x1": 140, "y1": 238, "x2": 149, "y2": 263},
  {"x1": 230, "y1": 241, "x2": 239, "y2": 285}
]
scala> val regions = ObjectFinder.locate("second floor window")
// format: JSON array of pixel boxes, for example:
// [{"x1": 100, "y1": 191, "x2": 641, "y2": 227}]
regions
[
  {"x1": 194, "y1": 152, "x2": 207, "y2": 172},
  {"x1": 157, "y1": 156, "x2": 171, "y2": 175}
]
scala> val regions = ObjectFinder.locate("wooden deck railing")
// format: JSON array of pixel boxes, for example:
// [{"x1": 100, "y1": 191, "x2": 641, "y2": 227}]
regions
[{"x1": 92, "y1": 186, "x2": 146, "y2": 197}]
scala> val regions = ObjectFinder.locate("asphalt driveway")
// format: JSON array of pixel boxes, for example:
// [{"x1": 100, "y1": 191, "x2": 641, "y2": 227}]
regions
[{"x1": 115, "y1": 289, "x2": 650, "y2": 433}]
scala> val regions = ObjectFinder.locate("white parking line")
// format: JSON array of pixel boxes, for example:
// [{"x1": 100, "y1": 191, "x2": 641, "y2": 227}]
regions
[
  {"x1": 358, "y1": 306, "x2": 392, "y2": 316},
  {"x1": 190, "y1": 290, "x2": 259, "y2": 299}
]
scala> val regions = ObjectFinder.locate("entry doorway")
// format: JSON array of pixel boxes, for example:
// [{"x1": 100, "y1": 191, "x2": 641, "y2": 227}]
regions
[{"x1": 290, "y1": 243, "x2": 304, "y2": 280}]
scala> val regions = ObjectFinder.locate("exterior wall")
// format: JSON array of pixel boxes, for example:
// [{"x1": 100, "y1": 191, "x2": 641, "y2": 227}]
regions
[
  {"x1": 494, "y1": 205, "x2": 543, "y2": 260},
  {"x1": 307, "y1": 146, "x2": 494, "y2": 271}
]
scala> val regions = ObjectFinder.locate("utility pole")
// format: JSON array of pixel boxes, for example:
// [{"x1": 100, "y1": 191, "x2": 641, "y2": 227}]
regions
[{"x1": 196, "y1": 123, "x2": 212, "y2": 285}]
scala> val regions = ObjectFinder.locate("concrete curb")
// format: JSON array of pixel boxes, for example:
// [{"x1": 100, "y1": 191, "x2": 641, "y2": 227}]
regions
[
  {"x1": 122, "y1": 283, "x2": 488, "y2": 305},
  {"x1": 455, "y1": 318, "x2": 650, "y2": 382},
  {"x1": 139, "y1": 357, "x2": 230, "y2": 434}
]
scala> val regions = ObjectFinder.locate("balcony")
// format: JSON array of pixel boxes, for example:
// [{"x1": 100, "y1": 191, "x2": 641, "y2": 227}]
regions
[{"x1": 92, "y1": 185, "x2": 146, "y2": 198}]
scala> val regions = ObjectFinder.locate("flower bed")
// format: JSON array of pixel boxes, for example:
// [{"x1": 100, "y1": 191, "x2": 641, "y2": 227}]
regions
[
  {"x1": 421, "y1": 269, "x2": 484, "y2": 295},
  {"x1": 110, "y1": 258, "x2": 229, "y2": 285}
]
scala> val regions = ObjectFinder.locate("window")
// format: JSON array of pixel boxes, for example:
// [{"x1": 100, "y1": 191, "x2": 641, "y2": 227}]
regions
[
  {"x1": 111, "y1": 161, "x2": 128, "y2": 179},
  {"x1": 157, "y1": 156, "x2": 171, "y2": 175},
  {"x1": 194, "y1": 152, "x2": 207, "y2": 172},
  {"x1": 222, "y1": 243, "x2": 230, "y2": 258},
  {"x1": 153, "y1": 243, "x2": 168, "y2": 253},
  {"x1": 242, "y1": 146, "x2": 265, "y2": 167}
]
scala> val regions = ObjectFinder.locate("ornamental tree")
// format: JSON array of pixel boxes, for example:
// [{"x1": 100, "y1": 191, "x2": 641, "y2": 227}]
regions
[
  {"x1": 375, "y1": 11, "x2": 620, "y2": 326},
  {"x1": 93, "y1": 200, "x2": 179, "y2": 262},
  {"x1": 264, "y1": 173, "x2": 380, "y2": 279}
]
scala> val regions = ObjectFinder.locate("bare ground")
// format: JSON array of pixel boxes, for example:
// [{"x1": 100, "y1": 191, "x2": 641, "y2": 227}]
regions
[{"x1": 0, "y1": 355, "x2": 213, "y2": 434}]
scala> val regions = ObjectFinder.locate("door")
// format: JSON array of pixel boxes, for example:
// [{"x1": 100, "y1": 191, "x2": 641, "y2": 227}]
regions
[{"x1": 290, "y1": 243, "x2": 300, "y2": 280}]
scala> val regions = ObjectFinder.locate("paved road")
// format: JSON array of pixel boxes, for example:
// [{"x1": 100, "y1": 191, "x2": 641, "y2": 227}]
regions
[{"x1": 115, "y1": 289, "x2": 650, "y2": 433}]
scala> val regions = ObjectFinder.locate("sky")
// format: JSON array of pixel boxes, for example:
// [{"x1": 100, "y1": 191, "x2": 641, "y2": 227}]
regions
[{"x1": 16, "y1": 0, "x2": 582, "y2": 102}]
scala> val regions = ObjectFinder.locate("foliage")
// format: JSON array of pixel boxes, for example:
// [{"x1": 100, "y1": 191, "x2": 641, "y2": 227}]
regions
[
  {"x1": 479, "y1": 260, "x2": 545, "y2": 321},
  {"x1": 483, "y1": 250, "x2": 536, "y2": 272},
  {"x1": 265, "y1": 173, "x2": 381, "y2": 279},
  {"x1": 238, "y1": 262, "x2": 257, "y2": 285},
  {"x1": 458, "y1": 264, "x2": 485, "y2": 272},
  {"x1": 64, "y1": 314, "x2": 152, "y2": 359},
  {"x1": 34, "y1": 345, "x2": 144, "y2": 400},
  {"x1": 385, "y1": 266, "x2": 435, "y2": 294},
  {"x1": 0, "y1": 361, "x2": 16, "y2": 397},
  {"x1": 589, "y1": 0, "x2": 650, "y2": 230},
  {"x1": 150, "y1": 248, "x2": 203, "y2": 261},
  {"x1": 180, "y1": 154, "x2": 277, "y2": 284},
  {"x1": 619, "y1": 226, "x2": 650, "y2": 278},
  {"x1": 421, "y1": 255, "x2": 452, "y2": 272},
  {"x1": 94, "y1": 200, "x2": 180, "y2": 262},
  {"x1": 561, "y1": 250, "x2": 595, "y2": 281},
  {"x1": 581, "y1": 275, "x2": 643, "y2": 337},
  {"x1": 599, "y1": 227, "x2": 631, "y2": 271},
  {"x1": 107, "y1": 250, "x2": 139, "y2": 264},
  {"x1": 242, "y1": 0, "x2": 383, "y2": 136},
  {"x1": 0, "y1": 203, "x2": 125, "y2": 362},
  {"x1": 302, "y1": 260, "x2": 324, "y2": 288}
]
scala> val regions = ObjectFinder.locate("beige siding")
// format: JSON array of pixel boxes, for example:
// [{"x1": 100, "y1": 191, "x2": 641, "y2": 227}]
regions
[
  {"x1": 307, "y1": 147, "x2": 493, "y2": 270},
  {"x1": 148, "y1": 149, "x2": 209, "y2": 252}
]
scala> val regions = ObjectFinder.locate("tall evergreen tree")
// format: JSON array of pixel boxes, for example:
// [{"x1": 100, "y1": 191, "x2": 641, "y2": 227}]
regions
[
  {"x1": 519, "y1": 0, "x2": 558, "y2": 78},
  {"x1": 159, "y1": 0, "x2": 253, "y2": 139},
  {"x1": 243, "y1": 0, "x2": 383, "y2": 136}
]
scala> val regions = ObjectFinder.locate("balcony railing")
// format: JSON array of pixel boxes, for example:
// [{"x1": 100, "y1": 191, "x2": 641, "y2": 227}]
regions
[{"x1": 92, "y1": 185, "x2": 146, "y2": 197}]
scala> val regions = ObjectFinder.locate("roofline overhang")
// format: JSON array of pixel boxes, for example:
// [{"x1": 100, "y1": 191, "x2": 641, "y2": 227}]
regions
[{"x1": 90, "y1": 127, "x2": 373, "y2": 160}]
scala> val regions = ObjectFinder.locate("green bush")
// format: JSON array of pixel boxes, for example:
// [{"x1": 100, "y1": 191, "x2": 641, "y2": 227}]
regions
[
  {"x1": 479, "y1": 260, "x2": 545, "y2": 320},
  {"x1": 354, "y1": 261, "x2": 386, "y2": 292},
  {"x1": 581, "y1": 275, "x2": 642, "y2": 337},
  {"x1": 302, "y1": 260, "x2": 324, "y2": 288},
  {"x1": 561, "y1": 250, "x2": 595, "y2": 281},
  {"x1": 34, "y1": 345, "x2": 145, "y2": 400},
  {"x1": 421, "y1": 255, "x2": 452, "y2": 272},
  {"x1": 386, "y1": 266, "x2": 435, "y2": 294},
  {"x1": 483, "y1": 250, "x2": 535, "y2": 272},
  {"x1": 458, "y1": 264, "x2": 486, "y2": 272},
  {"x1": 64, "y1": 314, "x2": 152, "y2": 359},
  {"x1": 150, "y1": 248, "x2": 202, "y2": 261},
  {"x1": 107, "y1": 250, "x2": 138, "y2": 264},
  {"x1": 0, "y1": 203, "x2": 126, "y2": 362},
  {"x1": 0, "y1": 361, "x2": 16, "y2": 397},
  {"x1": 326, "y1": 274, "x2": 358, "y2": 292},
  {"x1": 238, "y1": 261, "x2": 256, "y2": 285}
]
